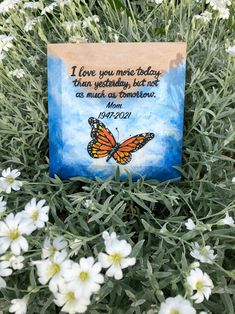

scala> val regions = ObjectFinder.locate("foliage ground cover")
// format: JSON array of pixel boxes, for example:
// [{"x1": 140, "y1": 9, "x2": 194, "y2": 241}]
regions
[{"x1": 0, "y1": 0, "x2": 235, "y2": 313}]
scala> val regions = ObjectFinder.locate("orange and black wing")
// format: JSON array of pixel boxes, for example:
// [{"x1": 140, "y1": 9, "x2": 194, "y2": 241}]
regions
[
  {"x1": 87, "y1": 117, "x2": 116, "y2": 159},
  {"x1": 113, "y1": 133, "x2": 155, "y2": 165}
]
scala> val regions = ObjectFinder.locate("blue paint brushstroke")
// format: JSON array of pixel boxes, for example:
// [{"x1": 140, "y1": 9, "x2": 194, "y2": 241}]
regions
[{"x1": 48, "y1": 55, "x2": 186, "y2": 181}]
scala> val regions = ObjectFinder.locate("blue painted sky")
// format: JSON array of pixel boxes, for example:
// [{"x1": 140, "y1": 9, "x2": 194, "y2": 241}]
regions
[{"x1": 48, "y1": 56, "x2": 186, "y2": 181}]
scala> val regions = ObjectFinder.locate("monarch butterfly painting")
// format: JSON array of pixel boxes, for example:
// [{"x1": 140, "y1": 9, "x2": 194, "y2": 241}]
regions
[{"x1": 87, "y1": 117, "x2": 155, "y2": 165}]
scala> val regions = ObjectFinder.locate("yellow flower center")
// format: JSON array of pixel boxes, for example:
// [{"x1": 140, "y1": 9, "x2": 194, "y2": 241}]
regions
[
  {"x1": 8, "y1": 229, "x2": 20, "y2": 240},
  {"x1": 47, "y1": 262, "x2": 61, "y2": 277},
  {"x1": 109, "y1": 252, "x2": 122, "y2": 264},
  {"x1": 196, "y1": 280, "x2": 204, "y2": 291},
  {"x1": 79, "y1": 271, "x2": 89, "y2": 281},
  {"x1": 31, "y1": 210, "x2": 39, "y2": 221},
  {"x1": 170, "y1": 310, "x2": 180, "y2": 314},
  {"x1": 66, "y1": 291, "x2": 75, "y2": 304},
  {"x1": 6, "y1": 176, "x2": 14, "y2": 184}
]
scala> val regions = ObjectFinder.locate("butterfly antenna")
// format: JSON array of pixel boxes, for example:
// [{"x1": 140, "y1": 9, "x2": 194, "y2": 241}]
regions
[{"x1": 115, "y1": 127, "x2": 119, "y2": 142}]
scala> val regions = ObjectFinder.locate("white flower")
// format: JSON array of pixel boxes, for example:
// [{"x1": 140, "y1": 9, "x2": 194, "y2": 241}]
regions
[
  {"x1": 185, "y1": 219, "x2": 196, "y2": 230},
  {"x1": 218, "y1": 7, "x2": 230, "y2": 18},
  {"x1": 98, "y1": 236, "x2": 136, "y2": 280},
  {"x1": 206, "y1": 0, "x2": 231, "y2": 19},
  {"x1": 82, "y1": 15, "x2": 100, "y2": 28},
  {"x1": 11, "y1": 69, "x2": 26, "y2": 79},
  {"x1": 69, "y1": 239, "x2": 82, "y2": 257},
  {"x1": 0, "y1": 260, "x2": 12, "y2": 289},
  {"x1": 23, "y1": 198, "x2": 49, "y2": 229},
  {"x1": 0, "y1": 35, "x2": 14, "y2": 53},
  {"x1": 0, "y1": 213, "x2": 35, "y2": 255},
  {"x1": 194, "y1": 11, "x2": 212, "y2": 22},
  {"x1": 0, "y1": 0, "x2": 21, "y2": 15},
  {"x1": 34, "y1": 251, "x2": 72, "y2": 293},
  {"x1": 41, "y1": 3, "x2": 57, "y2": 15},
  {"x1": 9, "y1": 255, "x2": 24, "y2": 270},
  {"x1": 186, "y1": 268, "x2": 214, "y2": 303},
  {"x1": 54, "y1": 282, "x2": 90, "y2": 314},
  {"x1": 221, "y1": 212, "x2": 235, "y2": 227},
  {"x1": 199, "y1": 312, "x2": 208, "y2": 314},
  {"x1": 24, "y1": 18, "x2": 37, "y2": 32},
  {"x1": 226, "y1": 46, "x2": 235, "y2": 57},
  {"x1": 102, "y1": 230, "x2": 117, "y2": 246},
  {"x1": 0, "y1": 168, "x2": 22, "y2": 193},
  {"x1": 65, "y1": 257, "x2": 104, "y2": 298},
  {"x1": 190, "y1": 242, "x2": 217, "y2": 264},
  {"x1": 23, "y1": 2, "x2": 41, "y2": 9},
  {"x1": 84, "y1": 199, "x2": 92, "y2": 208},
  {"x1": 0, "y1": 196, "x2": 6, "y2": 213},
  {"x1": 42, "y1": 236, "x2": 67, "y2": 259},
  {"x1": 9, "y1": 297, "x2": 28, "y2": 314},
  {"x1": 154, "y1": 0, "x2": 163, "y2": 4},
  {"x1": 159, "y1": 295, "x2": 196, "y2": 314},
  {"x1": 160, "y1": 223, "x2": 168, "y2": 234}
]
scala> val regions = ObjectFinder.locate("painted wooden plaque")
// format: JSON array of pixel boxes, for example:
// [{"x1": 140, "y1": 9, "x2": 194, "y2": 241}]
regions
[{"x1": 48, "y1": 43, "x2": 187, "y2": 180}]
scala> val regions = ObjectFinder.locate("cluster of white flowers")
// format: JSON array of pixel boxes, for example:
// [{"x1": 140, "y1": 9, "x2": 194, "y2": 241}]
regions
[
  {"x1": 0, "y1": 35, "x2": 14, "y2": 61},
  {"x1": 82, "y1": 15, "x2": 100, "y2": 29},
  {"x1": 0, "y1": 168, "x2": 50, "y2": 297},
  {"x1": 0, "y1": 0, "x2": 21, "y2": 15},
  {"x1": 206, "y1": 0, "x2": 231, "y2": 19},
  {"x1": 31, "y1": 231, "x2": 136, "y2": 313}
]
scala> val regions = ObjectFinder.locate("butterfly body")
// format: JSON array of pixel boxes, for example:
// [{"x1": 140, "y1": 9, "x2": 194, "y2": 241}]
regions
[{"x1": 87, "y1": 117, "x2": 154, "y2": 165}]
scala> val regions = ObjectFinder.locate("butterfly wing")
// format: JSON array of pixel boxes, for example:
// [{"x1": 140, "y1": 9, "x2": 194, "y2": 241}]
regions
[
  {"x1": 87, "y1": 117, "x2": 116, "y2": 159},
  {"x1": 113, "y1": 133, "x2": 155, "y2": 165}
]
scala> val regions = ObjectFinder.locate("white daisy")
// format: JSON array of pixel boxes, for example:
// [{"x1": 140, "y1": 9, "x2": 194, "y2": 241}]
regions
[
  {"x1": 9, "y1": 255, "x2": 24, "y2": 270},
  {"x1": 186, "y1": 268, "x2": 214, "y2": 303},
  {"x1": 24, "y1": 18, "x2": 37, "y2": 32},
  {"x1": 65, "y1": 257, "x2": 104, "y2": 299},
  {"x1": 98, "y1": 236, "x2": 136, "y2": 280},
  {"x1": 226, "y1": 46, "x2": 235, "y2": 57},
  {"x1": 185, "y1": 219, "x2": 196, "y2": 230},
  {"x1": 69, "y1": 239, "x2": 82, "y2": 257},
  {"x1": 41, "y1": 3, "x2": 57, "y2": 15},
  {"x1": 0, "y1": 196, "x2": 6, "y2": 213},
  {"x1": 0, "y1": 168, "x2": 22, "y2": 193},
  {"x1": 0, "y1": 35, "x2": 14, "y2": 53},
  {"x1": 194, "y1": 11, "x2": 212, "y2": 22},
  {"x1": 33, "y1": 251, "x2": 72, "y2": 293},
  {"x1": 53, "y1": 282, "x2": 90, "y2": 314},
  {"x1": 23, "y1": 2, "x2": 41, "y2": 9},
  {"x1": 9, "y1": 297, "x2": 28, "y2": 314},
  {"x1": 11, "y1": 69, "x2": 26, "y2": 79},
  {"x1": 84, "y1": 199, "x2": 92, "y2": 208},
  {"x1": 220, "y1": 212, "x2": 235, "y2": 227},
  {"x1": 159, "y1": 295, "x2": 196, "y2": 314},
  {"x1": 42, "y1": 236, "x2": 67, "y2": 259},
  {"x1": 82, "y1": 15, "x2": 100, "y2": 28},
  {"x1": 190, "y1": 242, "x2": 217, "y2": 264},
  {"x1": 102, "y1": 230, "x2": 117, "y2": 246},
  {"x1": 0, "y1": 0, "x2": 21, "y2": 15},
  {"x1": 0, "y1": 213, "x2": 35, "y2": 255},
  {"x1": 0, "y1": 260, "x2": 12, "y2": 289},
  {"x1": 23, "y1": 198, "x2": 49, "y2": 229}
]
